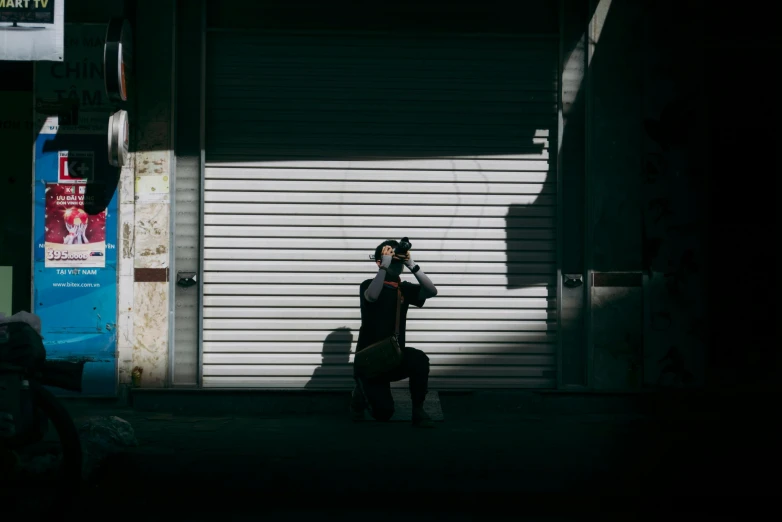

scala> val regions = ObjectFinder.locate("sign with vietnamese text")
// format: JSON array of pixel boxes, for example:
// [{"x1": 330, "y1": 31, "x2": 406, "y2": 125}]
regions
[
  {"x1": 33, "y1": 24, "x2": 117, "y2": 397},
  {"x1": 34, "y1": 21, "x2": 110, "y2": 134},
  {"x1": 44, "y1": 183, "x2": 106, "y2": 268}
]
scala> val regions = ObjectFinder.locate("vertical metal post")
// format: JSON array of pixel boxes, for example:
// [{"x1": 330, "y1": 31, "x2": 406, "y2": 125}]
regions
[
  {"x1": 197, "y1": 0, "x2": 206, "y2": 388},
  {"x1": 555, "y1": 0, "x2": 565, "y2": 389},
  {"x1": 167, "y1": 0, "x2": 179, "y2": 387},
  {"x1": 584, "y1": 0, "x2": 596, "y2": 389}
]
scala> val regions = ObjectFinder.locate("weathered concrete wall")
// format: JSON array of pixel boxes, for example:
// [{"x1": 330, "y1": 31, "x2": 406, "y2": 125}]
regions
[
  {"x1": 117, "y1": 150, "x2": 135, "y2": 386},
  {"x1": 120, "y1": 0, "x2": 176, "y2": 388},
  {"x1": 0, "y1": 67, "x2": 33, "y2": 316}
]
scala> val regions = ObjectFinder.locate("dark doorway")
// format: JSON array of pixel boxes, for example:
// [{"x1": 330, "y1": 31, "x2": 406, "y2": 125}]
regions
[{"x1": 705, "y1": 46, "x2": 781, "y2": 388}]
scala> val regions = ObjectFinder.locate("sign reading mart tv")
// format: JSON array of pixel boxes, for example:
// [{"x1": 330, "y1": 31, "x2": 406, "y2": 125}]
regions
[{"x1": 0, "y1": 0, "x2": 63, "y2": 61}]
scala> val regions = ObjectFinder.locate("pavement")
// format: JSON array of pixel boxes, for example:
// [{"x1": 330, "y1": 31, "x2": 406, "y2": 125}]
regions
[{"x1": 2, "y1": 389, "x2": 778, "y2": 520}]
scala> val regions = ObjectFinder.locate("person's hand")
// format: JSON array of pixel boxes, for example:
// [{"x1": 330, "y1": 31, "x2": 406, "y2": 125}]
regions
[
  {"x1": 79, "y1": 223, "x2": 89, "y2": 243},
  {"x1": 397, "y1": 251, "x2": 415, "y2": 269},
  {"x1": 380, "y1": 245, "x2": 394, "y2": 268}
]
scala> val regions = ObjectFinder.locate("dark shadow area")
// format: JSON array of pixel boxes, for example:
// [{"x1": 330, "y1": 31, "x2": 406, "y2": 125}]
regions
[
  {"x1": 0, "y1": 61, "x2": 34, "y2": 315},
  {"x1": 205, "y1": 42, "x2": 554, "y2": 161},
  {"x1": 10, "y1": 390, "x2": 781, "y2": 515},
  {"x1": 32, "y1": 0, "x2": 129, "y2": 216},
  {"x1": 305, "y1": 327, "x2": 353, "y2": 388},
  {"x1": 207, "y1": 0, "x2": 558, "y2": 35},
  {"x1": 204, "y1": 1, "x2": 562, "y2": 177},
  {"x1": 634, "y1": 1, "x2": 780, "y2": 390},
  {"x1": 638, "y1": 0, "x2": 709, "y2": 389},
  {"x1": 637, "y1": 1, "x2": 781, "y2": 391},
  {"x1": 64, "y1": 0, "x2": 126, "y2": 25},
  {"x1": 41, "y1": 136, "x2": 121, "y2": 215},
  {"x1": 705, "y1": 43, "x2": 781, "y2": 390}
]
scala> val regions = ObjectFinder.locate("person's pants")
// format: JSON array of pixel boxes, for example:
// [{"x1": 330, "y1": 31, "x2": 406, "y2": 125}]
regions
[{"x1": 354, "y1": 346, "x2": 430, "y2": 421}]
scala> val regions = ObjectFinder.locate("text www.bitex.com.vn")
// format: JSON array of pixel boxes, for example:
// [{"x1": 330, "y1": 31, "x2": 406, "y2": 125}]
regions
[{"x1": 52, "y1": 282, "x2": 101, "y2": 288}]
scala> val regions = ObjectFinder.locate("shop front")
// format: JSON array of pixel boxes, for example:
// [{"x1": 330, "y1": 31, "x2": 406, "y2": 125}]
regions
[{"x1": 196, "y1": 1, "x2": 562, "y2": 389}]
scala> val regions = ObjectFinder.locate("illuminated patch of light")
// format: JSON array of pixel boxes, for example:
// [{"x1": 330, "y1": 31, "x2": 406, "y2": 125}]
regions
[
  {"x1": 558, "y1": 0, "x2": 611, "y2": 153},
  {"x1": 589, "y1": 0, "x2": 612, "y2": 67}
]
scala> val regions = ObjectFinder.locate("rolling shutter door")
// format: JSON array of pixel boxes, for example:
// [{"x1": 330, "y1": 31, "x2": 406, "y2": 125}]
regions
[{"x1": 203, "y1": 32, "x2": 559, "y2": 389}]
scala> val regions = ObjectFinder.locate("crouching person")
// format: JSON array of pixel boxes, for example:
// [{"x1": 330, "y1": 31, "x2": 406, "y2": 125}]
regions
[{"x1": 351, "y1": 239, "x2": 438, "y2": 428}]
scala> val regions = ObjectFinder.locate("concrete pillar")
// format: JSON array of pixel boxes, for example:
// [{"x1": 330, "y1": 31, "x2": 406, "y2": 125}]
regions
[{"x1": 118, "y1": 0, "x2": 176, "y2": 388}]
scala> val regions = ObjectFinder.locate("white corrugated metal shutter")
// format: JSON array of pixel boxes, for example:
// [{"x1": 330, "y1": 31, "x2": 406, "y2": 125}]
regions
[{"x1": 202, "y1": 32, "x2": 559, "y2": 389}]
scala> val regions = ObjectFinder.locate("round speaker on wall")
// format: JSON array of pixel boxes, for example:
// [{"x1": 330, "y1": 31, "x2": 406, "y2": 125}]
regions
[
  {"x1": 108, "y1": 109, "x2": 129, "y2": 168},
  {"x1": 104, "y1": 17, "x2": 132, "y2": 103}
]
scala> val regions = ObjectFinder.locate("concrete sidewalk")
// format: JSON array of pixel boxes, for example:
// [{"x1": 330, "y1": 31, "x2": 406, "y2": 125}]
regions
[{"x1": 6, "y1": 390, "x2": 778, "y2": 519}]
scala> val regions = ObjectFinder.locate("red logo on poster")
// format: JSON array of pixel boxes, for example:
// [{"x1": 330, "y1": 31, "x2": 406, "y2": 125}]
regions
[{"x1": 58, "y1": 151, "x2": 94, "y2": 184}]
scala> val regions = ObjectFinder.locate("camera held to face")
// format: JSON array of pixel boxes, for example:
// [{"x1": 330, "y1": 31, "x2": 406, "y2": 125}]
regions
[{"x1": 394, "y1": 237, "x2": 412, "y2": 257}]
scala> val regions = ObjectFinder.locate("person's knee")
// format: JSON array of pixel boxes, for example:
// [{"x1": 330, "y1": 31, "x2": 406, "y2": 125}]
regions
[
  {"x1": 406, "y1": 348, "x2": 430, "y2": 374},
  {"x1": 371, "y1": 408, "x2": 394, "y2": 422}
]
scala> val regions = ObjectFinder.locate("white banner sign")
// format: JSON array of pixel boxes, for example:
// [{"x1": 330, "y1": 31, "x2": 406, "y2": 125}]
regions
[{"x1": 0, "y1": 0, "x2": 64, "y2": 61}]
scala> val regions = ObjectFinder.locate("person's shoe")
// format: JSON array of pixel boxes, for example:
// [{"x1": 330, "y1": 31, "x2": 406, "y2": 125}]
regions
[
  {"x1": 350, "y1": 386, "x2": 366, "y2": 421},
  {"x1": 412, "y1": 405, "x2": 435, "y2": 428}
]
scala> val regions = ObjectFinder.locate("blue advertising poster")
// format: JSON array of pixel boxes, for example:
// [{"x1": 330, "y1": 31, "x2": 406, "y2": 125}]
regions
[{"x1": 33, "y1": 24, "x2": 118, "y2": 396}]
